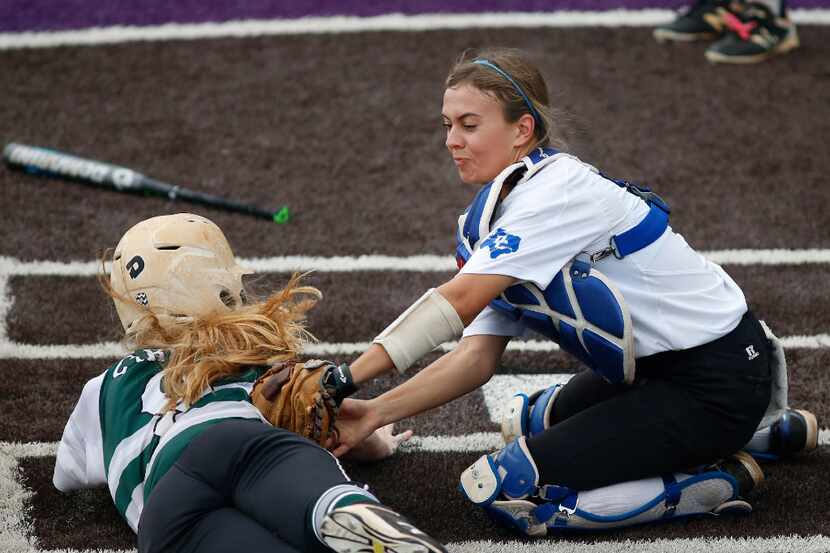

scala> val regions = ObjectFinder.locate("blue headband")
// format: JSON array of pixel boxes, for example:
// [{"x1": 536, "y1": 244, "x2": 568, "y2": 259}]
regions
[{"x1": 473, "y1": 59, "x2": 543, "y2": 130}]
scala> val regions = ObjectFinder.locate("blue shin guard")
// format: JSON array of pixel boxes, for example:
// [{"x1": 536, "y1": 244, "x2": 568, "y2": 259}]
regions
[
  {"x1": 461, "y1": 442, "x2": 761, "y2": 536},
  {"x1": 459, "y1": 437, "x2": 573, "y2": 535},
  {"x1": 501, "y1": 384, "x2": 562, "y2": 444}
]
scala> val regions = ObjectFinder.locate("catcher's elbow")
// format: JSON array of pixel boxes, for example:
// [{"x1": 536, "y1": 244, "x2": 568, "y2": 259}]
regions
[{"x1": 449, "y1": 348, "x2": 493, "y2": 389}]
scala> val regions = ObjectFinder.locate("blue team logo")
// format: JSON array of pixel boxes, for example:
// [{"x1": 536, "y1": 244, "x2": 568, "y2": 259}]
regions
[{"x1": 481, "y1": 228, "x2": 521, "y2": 258}]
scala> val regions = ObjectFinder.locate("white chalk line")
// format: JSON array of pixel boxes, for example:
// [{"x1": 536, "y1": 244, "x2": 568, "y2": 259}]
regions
[
  {"x1": 2, "y1": 413, "x2": 828, "y2": 553},
  {"x1": 2, "y1": 250, "x2": 830, "y2": 277},
  {"x1": 5, "y1": 429, "x2": 829, "y2": 459},
  {"x1": 448, "y1": 536, "x2": 830, "y2": 553},
  {"x1": 0, "y1": 276, "x2": 10, "y2": 343},
  {"x1": 6, "y1": 371, "x2": 828, "y2": 457},
  {"x1": 2, "y1": 333, "x2": 830, "y2": 360},
  {"x1": 3, "y1": 371, "x2": 829, "y2": 456},
  {"x1": 1, "y1": 9, "x2": 829, "y2": 50}
]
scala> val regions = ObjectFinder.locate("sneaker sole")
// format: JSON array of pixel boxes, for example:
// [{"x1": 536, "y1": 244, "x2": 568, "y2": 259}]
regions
[
  {"x1": 795, "y1": 409, "x2": 819, "y2": 452},
  {"x1": 654, "y1": 28, "x2": 720, "y2": 43},
  {"x1": 321, "y1": 507, "x2": 447, "y2": 553},
  {"x1": 705, "y1": 31, "x2": 800, "y2": 64},
  {"x1": 712, "y1": 498, "x2": 753, "y2": 516}
]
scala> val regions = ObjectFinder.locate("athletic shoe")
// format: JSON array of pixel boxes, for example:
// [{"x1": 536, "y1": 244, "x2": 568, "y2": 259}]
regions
[
  {"x1": 706, "y1": 451, "x2": 764, "y2": 515},
  {"x1": 320, "y1": 502, "x2": 448, "y2": 553},
  {"x1": 709, "y1": 451, "x2": 765, "y2": 498},
  {"x1": 745, "y1": 408, "x2": 819, "y2": 461},
  {"x1": 772, "y1": 409, "x2": 819, "y2": 455},
  {"x1": 653, "y1": 0, "x2": 733, "y2": 43},
  {"x1": 705, "y1": 2, "x2": 799, "y2": 63}
]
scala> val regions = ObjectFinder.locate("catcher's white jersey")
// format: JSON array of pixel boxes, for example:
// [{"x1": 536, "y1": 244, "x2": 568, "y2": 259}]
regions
[
  {"x1": 53, "y1": 349, "x2": 267, "y2": 532},
  {"x1": 460, "y1": 154, "x2": 747, "y2": 357}
]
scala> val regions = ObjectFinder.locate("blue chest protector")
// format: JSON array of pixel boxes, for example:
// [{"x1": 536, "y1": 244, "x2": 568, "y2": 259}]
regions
[{"x1": 455, "y1": 148, "x2": 671, "y2": 385}]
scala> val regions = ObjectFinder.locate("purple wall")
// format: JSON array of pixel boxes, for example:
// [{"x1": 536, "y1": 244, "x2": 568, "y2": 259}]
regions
[{"x1": 1, "y1": 0, "x2": 825, "y2": 33}]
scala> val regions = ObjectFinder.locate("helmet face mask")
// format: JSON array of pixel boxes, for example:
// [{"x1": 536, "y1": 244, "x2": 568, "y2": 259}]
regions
[{"x1": 110, "y1": 213, "x2": 253, "y2": 333}]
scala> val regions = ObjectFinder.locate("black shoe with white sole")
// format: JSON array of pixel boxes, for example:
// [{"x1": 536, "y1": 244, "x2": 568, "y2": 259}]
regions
[
  {"x1": 654, "y1": 0, "x2": 733, "y2": 42},
  {"x1": 705, "y1": 2, "x2": 799, "y2": 63}
]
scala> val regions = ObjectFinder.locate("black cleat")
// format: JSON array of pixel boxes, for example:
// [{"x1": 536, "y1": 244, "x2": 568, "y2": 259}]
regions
[
  {"x1": 706, "y1": 451, "x2": 764, "y2": 516},
  {"x1": 771, "y1": 409, "x2": 819, "y2": 456},
  {"x1": 710, "y1": 451, "x2": 765, "y2": 498},
  {"x1": 654, "y1": 0, "x2": 733, "y2": 42},
  {"x1": 705, "y1": 2, "x2": 799, "y2": 63},
  {"x1": 321, "y1": 502, "x2": 448, "y2": 553}
]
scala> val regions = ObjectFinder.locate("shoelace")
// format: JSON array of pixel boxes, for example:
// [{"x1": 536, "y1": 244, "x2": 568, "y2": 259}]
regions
[{"x1": 721, "y1": 10, "x2": 758, "y2": 40}]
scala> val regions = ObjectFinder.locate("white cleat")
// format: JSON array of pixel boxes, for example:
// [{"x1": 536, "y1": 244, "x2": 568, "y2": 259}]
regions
[{"x1": 321, "y1": 502, "x2": 448, "y2": 553}]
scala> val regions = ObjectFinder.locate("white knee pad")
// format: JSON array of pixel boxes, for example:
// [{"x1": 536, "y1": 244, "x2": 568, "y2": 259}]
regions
[
  {"x1": 460, "y1": 437, "x2": 576, "y2": 536},
  {"x1": 460, "y1": 437, "x2": 540, "y2": 505},
  {"x1": 501, "y1": 384, "x2": 562, "y2": 444}
]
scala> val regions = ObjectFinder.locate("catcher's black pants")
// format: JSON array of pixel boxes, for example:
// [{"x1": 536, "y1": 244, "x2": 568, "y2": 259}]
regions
[
  {"x1": 526, "y1": 310, "x2": 772, "y2": 490},
  {"x1": 137, "y1": 419, "x2": 347, "y2": 553}
]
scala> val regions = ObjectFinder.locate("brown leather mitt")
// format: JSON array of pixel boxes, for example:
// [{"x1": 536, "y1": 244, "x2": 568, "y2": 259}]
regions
[{"x1": 250, "y1": 359, "x2": 356, "y2": 447}]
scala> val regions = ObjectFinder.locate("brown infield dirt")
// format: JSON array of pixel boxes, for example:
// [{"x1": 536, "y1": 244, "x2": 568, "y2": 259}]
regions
[{"x1": 2, "y1": 25, "x2": 830, "y2": 549}]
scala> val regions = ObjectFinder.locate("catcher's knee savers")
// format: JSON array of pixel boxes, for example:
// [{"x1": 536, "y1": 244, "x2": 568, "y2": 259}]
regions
[
  {"x1": 459, "y1": 438, "x2": 753, "y2": 535},
  {"x1": 501, "y1": 385, "x2": 562, "y2": 444}
]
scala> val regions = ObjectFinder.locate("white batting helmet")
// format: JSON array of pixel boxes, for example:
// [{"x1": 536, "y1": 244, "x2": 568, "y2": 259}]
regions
[{"x1": 110, "y1": 213, "x2": 253, "y2": 333}]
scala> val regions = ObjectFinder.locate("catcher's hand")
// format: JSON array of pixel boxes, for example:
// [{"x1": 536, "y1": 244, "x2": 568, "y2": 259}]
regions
[{"x1": 250, "y1": 359, "x2": 357, "y2": 447}]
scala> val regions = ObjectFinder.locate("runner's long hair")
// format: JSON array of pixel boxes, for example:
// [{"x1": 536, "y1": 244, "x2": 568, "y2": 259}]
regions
[{"x1": 99, "y1": 261, "x2": 320, "y2": 411}]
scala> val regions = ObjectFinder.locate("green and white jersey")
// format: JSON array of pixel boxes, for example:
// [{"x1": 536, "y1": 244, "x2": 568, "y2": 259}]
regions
[{"x1": 53, "y1": 349, "x2": 267, "y2": 532}]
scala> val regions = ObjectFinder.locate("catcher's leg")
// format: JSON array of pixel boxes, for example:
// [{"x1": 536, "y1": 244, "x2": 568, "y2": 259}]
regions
[
  {"x1": 461, "y1": 353, "x2": 770, "y2": 535},
  {"x1": 459, "y1": 436, "x2": 762, "y2": 535},
  {"x1": 502, "y1": 370, "x2": 627, "y2": 444},
  {"x1": 528, "y1": 310, "x2": 772, "y2": 490}
]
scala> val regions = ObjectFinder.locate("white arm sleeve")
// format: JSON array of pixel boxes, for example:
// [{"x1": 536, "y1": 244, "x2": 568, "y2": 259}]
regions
[
  {"x1": 53, "y1": 373, "x2": 107, "y2": 492},
  {"x1": 373, "y1": 288, "x2": 464, "y2": 374}
]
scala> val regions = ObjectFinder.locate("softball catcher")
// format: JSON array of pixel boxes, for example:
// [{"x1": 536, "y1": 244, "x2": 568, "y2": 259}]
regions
[
  {"x1": 53, "y1": 213, "x2": 447, "y2": 553},
  {"x1": 334, "y1": 47, "x2": 818, "y2": 536}
]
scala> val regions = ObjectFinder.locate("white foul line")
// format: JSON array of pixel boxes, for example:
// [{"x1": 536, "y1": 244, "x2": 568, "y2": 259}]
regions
[
  {"x1": 0, "y1": 443, "x2": 37, "y2": 551},
  {"x1": 2, "y1": 250, "x2": 830, "y2": 277},
  {"x1": 2, "y1": 334, "x2": 830, "y2": 360},
  {"x1": 0, "y1": 276, "x2": 10, "y2": 343},
  {"x1": 4, "y1": 427, "x2": 830, "y2": 459},
  {"x1": 447, "y1": 536, "x2": 830, "y2": 553},
  {"x1": 0, "y1": 9, "x2": 829, "y2": 50},
  {"x1": 6, "y1": 429, "x2": 830, "y2": 456},
  {"x1": 2, "y1": 430, "x2": 829, "y2": 553}
]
